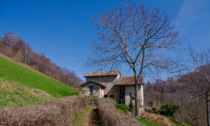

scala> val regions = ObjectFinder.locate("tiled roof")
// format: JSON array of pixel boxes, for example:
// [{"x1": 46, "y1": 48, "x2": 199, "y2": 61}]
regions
[
  {"x1": 84, "y1": 71, "x2": 121, "y2": 77},
  {"x1": 81, "y1": 80, "x2": 106, "y2": 88},
  {"x1": 115, "y1": 76, "x2": 144, "y2": 85}
]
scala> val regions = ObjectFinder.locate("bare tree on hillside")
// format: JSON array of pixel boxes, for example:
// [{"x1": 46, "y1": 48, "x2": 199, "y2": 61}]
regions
[
  {"x1": 24, "y1": 43, "x2": 32, "y2": 65},
  {"x1": 187, "y1": 47, "x2": 210, "y2": 126},
  {"x1": 0, "y1": 33, "x2": 18, "y2": 48},
  {"x1": 89, "y1": 1, "x2": 180, "y2": 117}
]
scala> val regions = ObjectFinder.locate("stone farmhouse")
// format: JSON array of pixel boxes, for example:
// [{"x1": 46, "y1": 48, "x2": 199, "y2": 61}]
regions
[{"x1": 81, "y1": 71, "x2": 144, "y2": 105}]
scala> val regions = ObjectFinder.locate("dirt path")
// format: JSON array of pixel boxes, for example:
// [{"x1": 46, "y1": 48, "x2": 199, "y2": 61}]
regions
[
  {"x1": 83, "y1": 107, "x2": 102, "y2": 126},
  {"x1": 83, "y1": 109, "x2": 94, "y2": 126}
]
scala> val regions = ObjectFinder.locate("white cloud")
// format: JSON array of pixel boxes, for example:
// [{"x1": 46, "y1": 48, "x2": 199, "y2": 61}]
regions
[
  {"x1": 176, "y1": 0, "x2": 209, "y2": 30},
  {"x1": 176, "y1": 0, "x2": 210, "y2": 50}
]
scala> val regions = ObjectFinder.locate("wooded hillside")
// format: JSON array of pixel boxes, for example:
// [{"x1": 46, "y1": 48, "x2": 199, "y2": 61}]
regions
[
  {"x1": 0, "y1": 32, "x2": 83, "y2": 88},
  {"x1": 144, "y1": 66, "x2": 210, "y2": 126}
]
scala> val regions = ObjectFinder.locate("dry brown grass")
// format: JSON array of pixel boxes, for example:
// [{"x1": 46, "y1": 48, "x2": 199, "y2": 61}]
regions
[
  {"x1": 140, "y1": 111, "x2": 171, "y2": 126},
  {"x1": 0, "y1": 78, "x2": 53, "y2": 99},
  {"x1": 0, "y1": 77, "x2": 54, "y2": 108},
  {"x1": 0, "y1": 96, "x2": 87, "y2": 126},
  {"x1": 98, "y1": 99, "x2": 145, "y2": 126}
]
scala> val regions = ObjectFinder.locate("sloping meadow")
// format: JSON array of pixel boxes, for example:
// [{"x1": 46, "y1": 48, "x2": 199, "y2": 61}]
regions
[
  {"x1": 0, "y1": 54, "x2": 79, "y2": 99},
  {"x1": 0, "y1": 77, "x2": 54, "y2": 108},
  {"x1": 0, "y1": 96, "x2": 86, "y2": 126}
]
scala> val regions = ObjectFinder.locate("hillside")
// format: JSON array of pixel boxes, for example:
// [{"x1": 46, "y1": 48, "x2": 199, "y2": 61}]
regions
[
  {"x1": 0, "y1": 53, "x2": 79, "y2": 108},
  {"x1": 144, "y1": 68, "x2": 209, "y2": 126},
  {"x1": 0, "y1": 33, "x2": 83, "y2": 88}
]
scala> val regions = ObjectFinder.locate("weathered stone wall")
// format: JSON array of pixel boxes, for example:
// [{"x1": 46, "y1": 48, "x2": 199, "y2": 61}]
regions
[
  {"x1": 86, "y1": 74, "x2": 120, "y2": 97},
  {"x1": 106, "y1": 85, "x2": 121, "y2": 103},
  {"x1": 125, "y1": 85, "x2": 144, "y2": 105},
  {"x1": 139, "y1": 85, "x2": 144, "y2": 105},
  {"x1": 82, "y1": 83, "x2": 104, "y2": 98}
]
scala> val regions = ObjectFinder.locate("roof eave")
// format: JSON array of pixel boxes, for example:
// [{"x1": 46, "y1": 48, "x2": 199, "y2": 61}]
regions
[
  {"x1": 115, "y1": 83, "x2": 144, "y2": 86},
  {"x1": 84, "y1": 75, "x2": 118, "y2": 78},
  {"x1": 81, "y1": 80, "x2": 106, "y2": 88}
]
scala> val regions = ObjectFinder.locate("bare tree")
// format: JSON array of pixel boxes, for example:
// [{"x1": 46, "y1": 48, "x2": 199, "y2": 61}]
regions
[
  {"x1": 89, "y1": 1, "x2": 179, "y2": 117},
  {"x1": 0, "y1": 33, "x2": 19, "y2": 48},
  {"x1": 188, "y1": 47, "x2": 210, "y2": 126},
  {"x1": 24, "y1": 43, "x2": 32, "y2": 65}
]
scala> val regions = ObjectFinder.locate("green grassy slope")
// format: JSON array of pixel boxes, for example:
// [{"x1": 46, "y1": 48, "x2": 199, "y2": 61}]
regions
[
  {"x1": 0, "y1": 53, "x2": 79, "y2": 106},
  {"x1": 0, "y1": 78, "x2": 54, "y2": 108}
]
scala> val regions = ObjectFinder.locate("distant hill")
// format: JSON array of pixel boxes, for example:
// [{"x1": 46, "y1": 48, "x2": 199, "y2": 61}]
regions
[{"x1": 0, "y1": 53, "x2": 79, "y2": 109}]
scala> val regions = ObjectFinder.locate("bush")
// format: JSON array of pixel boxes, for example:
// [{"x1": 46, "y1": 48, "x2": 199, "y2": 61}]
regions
[
  {"x1": 152, "y1": 107, "x2": 158, "y2": 114},
  {"x1": 0, "y1": 96, "x2": 87, "y2": 125},
  {"x1": 99, "y1": 100, "x2": 144, "y2": 126},
  {"x1": 115, "y1": 104, "x2": 129, "y2": 110},
  {"x1": 159, "y1": 104, "x2": 180, "y2": 118}
]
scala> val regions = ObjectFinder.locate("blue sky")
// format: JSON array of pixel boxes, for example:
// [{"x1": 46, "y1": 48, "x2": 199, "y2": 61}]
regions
[{"x1": 0, "y1": 0, "x2": 210, "y2": 81}]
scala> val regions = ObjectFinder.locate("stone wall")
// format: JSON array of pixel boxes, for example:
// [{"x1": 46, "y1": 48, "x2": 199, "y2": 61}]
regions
[
  {"x1": 82, "y1": 83, "x2": 104, "y2": 98},
  {"x1": 125, "y1": 85, "x2": 144, "y2": 105},
  {"x1": 139, "y1": 85, "x2": 144, "y2": 105},
  {"x1": 86, "y1": 74, "x2": 121, "y2": 97},
  {"x1": 106, "y1": 85, "x2": 121, "y2": 103}
]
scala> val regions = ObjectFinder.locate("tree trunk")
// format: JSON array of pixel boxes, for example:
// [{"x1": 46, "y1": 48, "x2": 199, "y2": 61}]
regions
[
  {"x1": 134, "y1": 71, "x2": 140, "y2": 118},
  {"x1": 1, "y1": 39, "x2": 5, "y2": 48},
  {"x1": 24, "y1": 49, "x2": 28, "y2": 64},
  {"x1": 207, "y1": 91, "x2": 210, "y2": 126}
]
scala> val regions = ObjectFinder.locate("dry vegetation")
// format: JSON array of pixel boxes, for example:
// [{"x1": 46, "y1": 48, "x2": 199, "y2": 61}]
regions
[
  {"x1": 0, "y1": 96, "x2": 86, "y2": 126},
  {"x1": 98, "y1": 99, "x2": 144, "y2": 126},
  {"x1": 140, "y1": 112, "x2": 171, "y2": 126},
  {"x1": 144, "y1": 76, "x2": 207, "y2": 125},
  {"x1": 0, "y1": 77, "x2": 53, "y2": 108}
]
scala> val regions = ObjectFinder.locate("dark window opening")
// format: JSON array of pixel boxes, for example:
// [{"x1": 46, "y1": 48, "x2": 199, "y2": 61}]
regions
[
  {"x1": 120, "y1": 87, "x2": 125, "y2": 95},
  {"x1": 110, "y1": 95, "x2": 114, "y2": 99},
  {"x1": 119, "y1": 96, "x2": 125, "y2": 104},
  {"x1": 104, "y1": 95, "x2": 108, "y2": 98},
  {"x1": 89, "y1": 86, "x2": 93, "y2": 95}
]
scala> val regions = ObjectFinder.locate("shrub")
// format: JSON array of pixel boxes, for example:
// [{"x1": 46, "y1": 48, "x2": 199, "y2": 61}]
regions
[
  {"x1": 99, "y1": 100, "x2": 144, "y2": 126},
  {"x1": 159, "y1": 104, "x2": 180, "y2": 118},
  {"x1": 150, "y1": 101, "x2": 154, "y2": 107},
  {"x1": 115, "y1": 104, "x2": 129, "y2": 110},
  {"x1": 152, "y1": 107, "x2": 158, "y2": 114},
  {"x1": 0, "y1": 96, "x2": 87, "y2": 125}
]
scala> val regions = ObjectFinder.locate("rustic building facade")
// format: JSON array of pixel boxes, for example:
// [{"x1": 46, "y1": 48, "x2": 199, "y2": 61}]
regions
[{"x1": 81, "y1": 71, "x2": 144, "y2": 105}]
